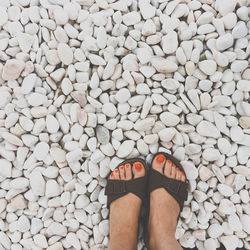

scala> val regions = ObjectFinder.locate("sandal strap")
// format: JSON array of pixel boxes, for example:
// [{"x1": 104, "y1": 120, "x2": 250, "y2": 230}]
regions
[
  {"x1": 149, "y1": 169, "x2": 188, "y2": 210},
  {"x1": 105, "y1": 158, "x2": 147, "y2": 208}
]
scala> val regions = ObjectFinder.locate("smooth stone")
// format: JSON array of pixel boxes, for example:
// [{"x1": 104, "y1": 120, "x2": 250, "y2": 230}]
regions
[
  {"x1": 228, "y1": 213, "x2": 242, "y2": 232},
  {"x1": 196, "y1": 121, "x2": 221, "y2": 138},
  {"x1": 181, "y1": 161, "x2": 198, "y2": 180},
  {"x1": 34, "y1": 142, "x2": 49, "y2": 161},
  {"x1": 216, "y1": 33, "x2": 234, "y2": 51},
  {"x1": 122, "y1": 11, "x2": 141, "y2": 26},
  {"x1": 134, "y1": 118, "x2": 155, "y2": 131},
  {"x1": 199, "y1": 166, "x2": 214, "y2": 181},
  {"x1": 202, "y1": 148, "x2": 221, "y2": 161},
  {"x1": 217, "y1": 138, "x2": 231, "y2": 154},
  {"x1": 160, "y1": 112, "x2": 180, "y2": 126},
  {"x1": 45, "y1": 180, "x2": 61, "y2": 198},
  {"x1": 117, "y1": 140, "x2": 135, "y2": 158},
  {"x1": 29, "y1": 170, "x2": 45, "y2": 196},
  {"x1": 218, "y1": 199, "x2": 236, "y2": 215},
  {"x1": 220, "y1": 235, "x2": 239, "y2": 250},
  {"x1": 237, "y1": 146, "x2": 250, "y2": 165},
  {"x1": 162, "y1": 31, "x2": 178, "y2": 54},
  {"x1": 207, "y1": 224, "x2": 224, "y2": 238},
  {"x1": 198, "y1": 60, "x2": 217, "y2": 75},
  {"x1": 150, "y1": 57, "x2": 178, "y2": 73},
  {"x1": 2, "y1": 59, "x2": 25, "y2": 80},
  {"x1": 218, "y1": 184, "x2": 233, "y2": 197},
  {"x1": 57, "y1": 43, "x2": 73, "y2": 65},
  {"x1": 115, "y1": 88, "x2": 131, "y2": 103},
  {"x1": 96, "y1": 126, "x2": 110, "y2": 145},
  {"x1": 102, "y1": 103, "x2": 117, "y2": 118},
  {"x1": 185, "y1": 144, "x2": 201, "y2": 154},
  {"x1": 0, "y1": 159, "x2": 12, "y2": 178},
  {"x1": 158, "y1": 128, "x2": 176, "y2": 142},
  {"x1": 21, "y1": 73, "x2": 37, "y2": 94}
]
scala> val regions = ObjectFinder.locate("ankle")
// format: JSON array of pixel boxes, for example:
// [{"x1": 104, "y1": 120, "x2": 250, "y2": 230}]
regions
[{"x1": 149, "y1": 234, "x2": 182, "y2": 250}]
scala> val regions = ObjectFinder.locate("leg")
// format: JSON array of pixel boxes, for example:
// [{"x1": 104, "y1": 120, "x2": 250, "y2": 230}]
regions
[
  {"x1": 148, "y1": 154, "x2": 186, "y2": 250},
  {"x1": 108, "y1": 162, "x2": 146, "y2": 250}
]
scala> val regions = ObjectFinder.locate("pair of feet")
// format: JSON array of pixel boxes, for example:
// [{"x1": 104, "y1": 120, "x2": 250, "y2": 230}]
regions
[{"x1": 108, "y1": 154, "x2": 186, "y2": 250}]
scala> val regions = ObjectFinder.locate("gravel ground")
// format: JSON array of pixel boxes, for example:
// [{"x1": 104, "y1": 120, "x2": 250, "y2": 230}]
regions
[{"x1": 0, "y1": 0, "x2": 249, "y2": 249}]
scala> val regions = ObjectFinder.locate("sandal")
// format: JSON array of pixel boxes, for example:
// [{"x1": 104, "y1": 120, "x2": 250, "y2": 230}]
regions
[
  {"x1": 144, "y1": 152, "x2": 189, "y2": 248},
  {"x1": 148, "y1": 152, "x2": 189, "y2": 212},
  {"x1": 105, "y1": 158, "x2": 147, "y2": 208}
]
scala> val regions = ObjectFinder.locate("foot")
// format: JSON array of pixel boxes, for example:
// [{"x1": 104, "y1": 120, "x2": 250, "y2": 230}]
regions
[
  {"x1": 148, "y1": 154, "x2": 186, "y2": 250},
  {"x1": 108, "y1": 161, "x2": 146, "y2": 250}
]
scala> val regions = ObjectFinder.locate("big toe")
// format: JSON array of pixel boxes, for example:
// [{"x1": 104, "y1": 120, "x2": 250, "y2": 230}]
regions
[
  {"x1": 152, "y1": 154, "x2": 166, "y2": 174},
  {"x1": 132, "y1": 161, "x2": 146, "y2": 178}
]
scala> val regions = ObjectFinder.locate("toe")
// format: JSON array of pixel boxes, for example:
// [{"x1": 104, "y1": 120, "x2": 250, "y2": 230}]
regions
[
  {"x1": 181, "y1": 172, "x2": 186, "y2": 182},
  {"x1": 109, "y1": 172, "x2": 115, "y2": 180},
  {"x1": 164, "y1": 159, "x2": 172, "y2": 177},
  {"x1": 125, "y1": 163, "x2": 132, "y2": 180},
  {"x1": 152, "y1": 154, "x2": 166, "y2": 174},
  {"x1": 170, "y1": 163, "x2": 176, "y2": 179},
  {"x1": 113, "y1": 168, "x2": 120, "y2": 179},
  {"x1": 119, "y1": 165, "x2": 125, "y2": 180},
  {"x1": 132, "y1": 162, "x2": 145, "y2": 178},
  {"x1": 176, "y1": 169, "x2": 182, "y2": 181}
]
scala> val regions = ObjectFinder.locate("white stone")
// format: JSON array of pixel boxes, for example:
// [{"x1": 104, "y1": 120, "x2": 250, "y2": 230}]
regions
[
  {"x1": 54, "y1": 8, "x2": 69, "y2": 25},
  {"x1": 137, "y1": 48, "x2": 152, "y2": 64},
  {"x1": 0, "y1": 159, "x2": 12, "y2": 178},
  {"x1": 150, "y1": 57, "x2": 178, "y2": 73},
  {"x1": 218, "y1": 184, "x2": 233, "y2": 197},
  {"x1": 218, "y1": 199, "x2": 236, "y2": 215},
  {"x1": 202, "y1": 148, "x2": 221, "y2": 161},
  {"x1": 58, "y1": 43, "x2": 73, "y2": 65},
  {"x1": 34, "y1": 142, "x2": 49, "y2": 161},
  {"x1": 220, "y1": 235, "x2": 239, "y2": 250},
  {"x1": 122, "y1": 11, "x2": 141, "y2": 26},
  {"x1": 216, "y1": 33, "x2": 234, "y2": 51},
  {"x1": 162, "y1": 31, "x2": 178, "y2": 54},
  {"x1": 139, "y1": 3, "x2": 156, "y2": 19},
  {"x1": 198, "y1": 60, "x2": 217, "y2": 75},
  {"x1": 117, "y1": 140, "x2": 135, "y2": 158},
  {"x1": 102, "y1": 103, "x2": 117, "y2": 118},
  {"x1": 160, "y1": 112, "x2": 180, "y2": 126},
  {"x1": 21, "y1": 73, "x2": 37, "y2": 95},
  {"x1": 196, "y1": 121, "x2": 220, "y2": 138},
  {"x1": 115, "y1": 88, "x2": 131, "y2": 103},
  {"x1": 45, "y1": 180, "x2": 61, "y2": 198},
  {"x1": 228, "y1": 213, "x2": 242, "y2": 232},
  {"x1": 158, "y1": 128, "x2": 176, "y2": 142},
  {"x1": 217, "y1": 138, "x2": 231, "y2": 154},
  {"x1": 30, "y1": 170, "x2": 45, "y2": 196},
  {"x1": 2, "y1": 59, "x2": 25, "y2": 80},
  {"x1": 0, "y1": 7, "x2": 8, "y2": 26},
  {"x1": 241, "y1": 214, "x2": 250, "y2": 234},
  {"x1": 199, "y1": 166, "x2": 214, "y2": 181},
  {"x1": 181, "y1": 161, "x2": 198, "y2": 180},
  {"x1": 47, "y1": 222, "x2": 67, "y2": 236},
  {"x1": 207, "y1": 224, "x2": 224, "y2": 238},
  {"x1": 89, "y1": 54, "x2": 106, "y2": 66},
  {"x1": 232, "y1": 21, "x2": 248, "y2": 39},
  {"x1": 134, "y1": 118, "x2": 155, "y2": 131},
  {"x1": 216, "y1": 0, "x2": 237, "y2": 16}
]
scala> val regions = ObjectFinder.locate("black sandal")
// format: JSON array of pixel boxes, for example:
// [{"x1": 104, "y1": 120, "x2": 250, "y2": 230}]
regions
[
  {"x1": 105, "y1": 158, "x2": 147, "y2": 208},
  {"x1": 144, "y1": 152, "x2": 189, "y2": 248}
]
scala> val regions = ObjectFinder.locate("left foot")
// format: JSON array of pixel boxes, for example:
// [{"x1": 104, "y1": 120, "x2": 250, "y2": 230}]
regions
[{"x1": 108, "y1": 161, "x2": 146, "y2": 250}]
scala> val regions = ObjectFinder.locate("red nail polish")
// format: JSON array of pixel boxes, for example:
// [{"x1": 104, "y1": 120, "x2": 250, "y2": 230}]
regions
[
  {"x1": 135, "y1": 163, "x2": 142, "y2": 171},
  {"x1": 172, "y1": 163, "x2": 175, "y2": 167},
  {"x1": 115, "y1": 169, "x2": 118, "y2": 173},
  {"x1": 125, "y1": 164, "x2": 130, "y2": 168},
  {"x1": 111, "y1": 172, "x2": 114, "y2": 177},
  {"x1": 156, "y1": 154, "x2": 165, "y2": 163},
  {"x1": 120, "y1": 166, "x2": 124, "y2": 170}
]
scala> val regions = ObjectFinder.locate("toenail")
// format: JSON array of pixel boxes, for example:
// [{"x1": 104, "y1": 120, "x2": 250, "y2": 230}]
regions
[
  {"x1": 172, "y1": 163, "x2": 175, "y2": 167},
  {"x1": 125, "y1": 164, "x2": 130, "y2": 168},
  {"x1": 182, "y1": 172, "x2": 185, "y2": 175},
  {"x1": 135, "y1": 163, "x2": 142, "y2": 171},
  {"x1": 115, "y1": 169, "x2": 118, "y2": 173},
  {"x1": 167, "y1": 160, "x2": 171, "y2": 164},
  {"x1": 111, "y1": 172, "x2": 114, "y2": 177},
  {"x1": 120, "y1": 166, "x2": 124, "y2": 170},
  {"x1": 156, "y1": 154, "x2": 165, "y2": 163}
]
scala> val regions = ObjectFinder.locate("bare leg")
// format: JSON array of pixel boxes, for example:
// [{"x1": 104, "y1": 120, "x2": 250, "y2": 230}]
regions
[
  {"x1": 148, "y1": 154, "x2": 186, "y2": 250},
  {"x1": 108, "y1": 162, "x2": 145, "y2": 250}
]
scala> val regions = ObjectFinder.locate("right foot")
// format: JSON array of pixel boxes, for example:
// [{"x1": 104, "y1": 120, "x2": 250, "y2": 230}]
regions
[
  {"x1": 148, "y1": 154, "x2": 186, "y2": 250},
  {"x1": 108, "y1": 161, "x2": 146, "y2": 250}
]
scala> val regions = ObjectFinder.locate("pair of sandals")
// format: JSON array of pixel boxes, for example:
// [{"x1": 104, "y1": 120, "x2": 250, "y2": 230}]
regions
[{"x1": 105, "y1": 152, "x2": 189, "y2": 238}]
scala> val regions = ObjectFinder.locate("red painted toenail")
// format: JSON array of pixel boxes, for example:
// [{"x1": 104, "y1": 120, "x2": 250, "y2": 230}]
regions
[
  {"x1": 182, "y1": 172, "x2": 185, "y2": 175},
  {"x1": 125, "y1": 164, "x2": 130, "y2": 168},
  {"x1": 111, "y1": 172, "x2": 114, "y2": 177},
  {"x1": 115, "y1": 169, "x2": 118, "y2": 173},
  {"x1": 120, "y1": 166, "x2": 124, "y2": 170},
  {"x1": 135, "y1": 163, "x2": 142, "y2": 171},
  {"x1": 172, "y1": 163, "x2": 175, "y2": 167},
  {"x1": 156, "y1": 154, "x2": 165, "y2": 163}
]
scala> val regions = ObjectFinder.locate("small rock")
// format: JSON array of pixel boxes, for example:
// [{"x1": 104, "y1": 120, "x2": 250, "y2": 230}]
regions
[
  {"x1": 202, "y1": 148, "x2": 221, "y2": 161},
  {"x1": 58, "y1": 43, "x2": 73, "y2": 65},
  {"x1": 0, "y1": 159, "x2": 12, "y2": 178},
  {"x1": 96, "y1": 125, "x2": 110, "y2": 145},
  {"x1": 196, "y1": 121, "x2": 221, "y2": 138},
  {"x1": 34, "y1": 142, "x2": 49, "y2": 161},
  {"x1": 122, "y1": 11, "x2": 141, "y2": 26},
  {"x1": 198, "y1": 60, "x2": 217, "y2": 75},
  {"x1": 150, "y1": 57, "x2": 178, "y2": 73},
  {"x1": 2, "y1": 59, "x2": 25, "y2": 80},
  {"x1": 45, "y1": 180, "x2": 61, "y2": 198},
  {"x1": 117, "y1": 140, "x2": 135, "y2": 158},
  {"x1": 160, "y1": 112, "x2": 180, "y2": 126},
  {"x1": 207, "y1": 224, "x2": 224, "y2": 238}
]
